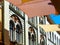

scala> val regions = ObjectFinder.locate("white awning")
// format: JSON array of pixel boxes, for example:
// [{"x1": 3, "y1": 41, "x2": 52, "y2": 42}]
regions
[{"x1": 39, "y1": 25, "x2": 60, "y2": 32}]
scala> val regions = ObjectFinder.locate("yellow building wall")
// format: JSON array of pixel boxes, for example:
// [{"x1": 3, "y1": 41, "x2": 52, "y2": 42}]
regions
[
  {"x1": 0, "y1": 8, "x2": 2, "y2": 42},
  {"x1": 0, "y1": 8, "x2": 2, "y2": 22}
]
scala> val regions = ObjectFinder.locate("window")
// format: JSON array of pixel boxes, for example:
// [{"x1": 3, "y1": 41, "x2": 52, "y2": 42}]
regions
[
  {"x1": 51, "y1": 32, "x2": 54, "y2": 42},
  {"x1": 39, "y1": 17, "x2": 43, "y2": 24},
  {"x1": 50, "y1": 32, "x2": 51, "y2": 39},
  {"x1": 9, "y1": 13, "x2": 24, "y2": 45},
  {"x1": 16, "y1": 7, "x2": 19, "y2": 11},
  {"x1": 10, "y1": 3, "x2": 13, "y2": 6},
  {"x1": 39, "y1": 17, "x2": 41, "y2": 23},
  {"x1": 36, "y1": 17, "x2": 37, "y2": 27},
  {"x1": 28, "y1": 26, "x2": 37, "y2": 45},
  {"x1": 42, "y1": 16, "x2": 46, "y2": 24},
  {"x1": 48, "y1": 32, "x2": 50, "y2": 39},
  {"x1": 59, "y1": 39, "x2": 60, "y2": 45},
  {"x1": 57, "y1": 37, "x2": 58, "y2": 45},
  {"x1": 55, "y1": 35, "x2": 56, "y2": 43}
]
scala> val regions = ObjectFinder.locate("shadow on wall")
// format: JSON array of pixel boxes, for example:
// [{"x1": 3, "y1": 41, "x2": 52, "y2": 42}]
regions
[
  {"x1": 51, "y1": 0, "x2": 60, "y2": 13},
  {"x1": 4, "y1": 29, "x2": 10, "y2": 45},
  {"x1": 0, "y1": 0, "x2": 2, "y2": 2}
]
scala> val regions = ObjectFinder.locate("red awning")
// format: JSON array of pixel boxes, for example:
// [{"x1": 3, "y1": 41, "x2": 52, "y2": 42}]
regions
[{"x1": 7, "y1": 0, "x2": 55, "y2": 17}]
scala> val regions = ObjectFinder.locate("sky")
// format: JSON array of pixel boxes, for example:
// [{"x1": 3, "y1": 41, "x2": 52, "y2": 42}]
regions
[{"x1": 49, "y1": 14, "x2": 60, "y2": 24}]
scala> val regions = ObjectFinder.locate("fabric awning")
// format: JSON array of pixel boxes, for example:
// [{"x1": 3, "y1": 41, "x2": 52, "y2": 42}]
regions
[
  {"x1": 7, "y1": 0, "x2": 55, "y2": 17},
  {"x1": 39, "y1": 25, "x2": 60, "y2": 32}
]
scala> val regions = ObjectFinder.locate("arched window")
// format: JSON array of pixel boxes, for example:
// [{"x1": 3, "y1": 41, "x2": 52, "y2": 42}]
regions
[
  {"x1": 9, "y1": 14, "x2": 23, "y2": 45},
  {"x1": 28, "y1": 27, "x2": 36, "y2": 45}
]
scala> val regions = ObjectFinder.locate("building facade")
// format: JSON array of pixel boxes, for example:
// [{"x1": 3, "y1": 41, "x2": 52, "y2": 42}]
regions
[{"x1": 4, "y1": 0, "x2": 60, "y2": 45}]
